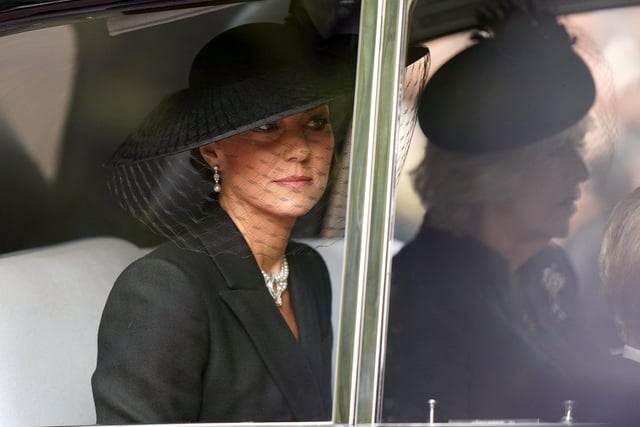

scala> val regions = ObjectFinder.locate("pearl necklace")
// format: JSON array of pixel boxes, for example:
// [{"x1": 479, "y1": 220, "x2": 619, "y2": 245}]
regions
[{"x1": 260, "y1": 257, "x2": 289, "y2": 307}]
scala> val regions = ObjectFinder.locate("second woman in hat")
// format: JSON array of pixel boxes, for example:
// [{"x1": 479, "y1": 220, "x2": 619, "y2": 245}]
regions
[{"x1": 383, "y1": 6, "x2": 612, "y2": 423}]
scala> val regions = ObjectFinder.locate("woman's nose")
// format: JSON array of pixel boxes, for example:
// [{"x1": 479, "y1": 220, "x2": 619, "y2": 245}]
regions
[
  {"x1": 569, "y1": 147, "x2": 590, "y2": 183},
  {"x1": 282, "y1": 130, "x2": 311, "y2": 162}
]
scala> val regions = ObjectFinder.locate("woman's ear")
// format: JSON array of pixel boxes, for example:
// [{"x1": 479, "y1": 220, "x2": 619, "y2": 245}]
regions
[{"x1": 199, "y1": 142, "x2": 220, "y2": 169}]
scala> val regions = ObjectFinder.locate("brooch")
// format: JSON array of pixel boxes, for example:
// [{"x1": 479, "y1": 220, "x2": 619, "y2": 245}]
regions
[{"x1": 541, "y1": 264, "x2": 568, "y2": 321}]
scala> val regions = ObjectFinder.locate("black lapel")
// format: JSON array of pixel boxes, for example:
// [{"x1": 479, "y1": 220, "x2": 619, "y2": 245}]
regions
[
  {"x1": 219, "y1": 286, "x2": 326, "y2": 420},
  {"x1": 287, "y1": 245, "x2": 325, "y2": 395},
  {"x1": 198, "y1": 209, "x2": 326, "y2": 420}
]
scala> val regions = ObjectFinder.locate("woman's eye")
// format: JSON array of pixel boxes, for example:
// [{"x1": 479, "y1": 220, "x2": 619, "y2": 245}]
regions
[
  {"x1": 573, "y1": 140, "x2": 587, "y2": 152},
  {"x1": 551, "y1": 138, "x2": 585, "y2": 158},
  {"x1": 307, "y1": 117, "x2": 329, "y2": 130},
  {"x1": 254, "y1": 123, "x2": 278, "y2": 132},
  {"x1": 564, "y1": 136, "x2": 586, "y2": 151}
]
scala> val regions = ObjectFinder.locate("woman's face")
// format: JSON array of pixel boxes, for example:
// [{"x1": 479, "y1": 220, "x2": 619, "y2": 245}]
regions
[
  {"x1": 200, "y1": 105, "x2": 335, "y2": 220},
  {"x1": 500, "y1": 123, "x2": 590, "y2": 241}
]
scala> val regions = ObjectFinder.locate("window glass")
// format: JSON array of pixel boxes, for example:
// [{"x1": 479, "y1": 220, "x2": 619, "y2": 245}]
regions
[{"x1": 387, "y1": 5, "x2": 640, "y2": 424}]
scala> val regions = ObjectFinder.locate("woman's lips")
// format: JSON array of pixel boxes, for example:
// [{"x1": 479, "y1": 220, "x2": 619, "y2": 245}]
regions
[
  {"x1": 274, "y1": 176, "x2": 312, "y2": 188},
  {"x1": 558, "y1": 192, "x2": 580, "y2": 213},
  {"x1": 559, "y1": 199, "x2": 577, "y2": 211}
]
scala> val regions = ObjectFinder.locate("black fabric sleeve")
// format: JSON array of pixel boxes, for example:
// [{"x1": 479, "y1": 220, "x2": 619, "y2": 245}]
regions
[
  {"x1": 92, "y1": 256, "x2": 209, "y2": 424},
  {"x1": 382, "y1": 299, "x2": 469, "y2": 422}
]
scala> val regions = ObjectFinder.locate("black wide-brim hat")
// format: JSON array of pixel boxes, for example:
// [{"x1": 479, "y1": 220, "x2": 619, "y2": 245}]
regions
[
  {"x1": 104, "y1": 20, "x2": 430, "y2": 249},
  {"x1": 418, "y1": 6, "x2": 596, "y2": 153},
  {"x1": 107, "y1": 22, "x2": 355, "y2": 166}
]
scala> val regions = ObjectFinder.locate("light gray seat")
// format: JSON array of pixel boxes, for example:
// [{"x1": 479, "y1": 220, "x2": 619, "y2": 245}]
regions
[
  {"x1": 0, "y1": 235, "x2": 400, "y2": 427},
  {"x1": 0, "y1": 237, "x2": 147, "y2": 427},
  {"x1": 296, "y1": 237, "x2": 405, "y2": 370}
]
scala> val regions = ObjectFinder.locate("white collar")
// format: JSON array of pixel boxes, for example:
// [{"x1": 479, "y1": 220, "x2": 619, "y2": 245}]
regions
[{"x1": 621, "y1": 344, "x2": 640, "y2": 364}]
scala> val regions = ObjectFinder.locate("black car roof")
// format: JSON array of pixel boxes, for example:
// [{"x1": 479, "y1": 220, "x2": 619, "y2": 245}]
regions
[{"x1": 2, "y1": 0, "x2": 640, "y2": 40}]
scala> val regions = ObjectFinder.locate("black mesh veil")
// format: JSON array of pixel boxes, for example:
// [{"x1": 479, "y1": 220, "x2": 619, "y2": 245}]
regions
[
  {"x1": 105, "y1": 21, "x2": 430, "y2": 260},
  {"x1": 320, "y1": 53, "x2": 430, "y2": 238}
]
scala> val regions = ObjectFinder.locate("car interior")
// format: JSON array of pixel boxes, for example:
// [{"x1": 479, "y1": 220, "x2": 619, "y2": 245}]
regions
[{"x1": 2, "y1": 0, "x2": 640, "y2": 426}]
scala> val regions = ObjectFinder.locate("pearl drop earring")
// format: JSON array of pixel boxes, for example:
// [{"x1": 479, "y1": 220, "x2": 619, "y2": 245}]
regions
[{"x1": 213, "y1": 165, "x2": 222, "y2": 193}]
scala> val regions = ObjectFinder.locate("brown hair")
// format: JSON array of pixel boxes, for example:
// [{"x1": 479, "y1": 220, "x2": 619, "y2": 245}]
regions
[{"x1": 600, "y1": 186, "x2": 640, "y2": 335}]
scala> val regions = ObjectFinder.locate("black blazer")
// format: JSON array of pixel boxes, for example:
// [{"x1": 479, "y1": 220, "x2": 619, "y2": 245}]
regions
[
  {"x1": 92, "y1": 210, "x2": 333, "y2": 424},
  {"x1": 581, "y1": 353, "x2": 640, "y2": 426},
  {"x1": 383, "y1": 218, "x2": 608, "y2": 423}
]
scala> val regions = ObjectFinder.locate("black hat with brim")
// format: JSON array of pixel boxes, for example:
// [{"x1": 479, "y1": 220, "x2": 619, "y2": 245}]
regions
[
  {"x1": 418, "y1": 7, "x2": 596, "y2": 153},
  {"x1": 108, "y1": 73, "x2": 343, "y2": 165},
  {"x1": 104, "y1": 20, "x2": 430, "y2": 248},
  {"x1": 107, "y1": 22, "x2": 354, "y2": 166}
]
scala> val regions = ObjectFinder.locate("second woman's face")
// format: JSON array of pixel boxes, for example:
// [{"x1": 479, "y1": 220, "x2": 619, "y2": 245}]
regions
[
  {"x1": 204, "y1": 105, "x2": 335, "y2": 219},
  {"x1": 501, "y1": 124, "x2": 590, "y2": 241}
]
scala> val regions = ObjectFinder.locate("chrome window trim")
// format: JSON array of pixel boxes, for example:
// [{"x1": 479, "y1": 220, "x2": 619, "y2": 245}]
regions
[{"x1": 333, "y1": 0, "x2": 414, "y2": 424}]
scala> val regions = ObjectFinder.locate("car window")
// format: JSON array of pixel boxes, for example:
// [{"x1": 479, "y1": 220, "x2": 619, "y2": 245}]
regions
[
  {"x1": 389, "y1": 4, "x2": 640, "y2": 424},
  {"x1": 3, "y1": 1, "x2": 640, "y2": 426}
]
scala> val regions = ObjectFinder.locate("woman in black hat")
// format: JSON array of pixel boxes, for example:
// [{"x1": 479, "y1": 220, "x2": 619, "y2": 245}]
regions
[
  {"x1": 91, "y1": 22, "x2": 352, "y2": 424},
  {"x1": 383, "y1": 5, "x2": 612, "y2": 424}
]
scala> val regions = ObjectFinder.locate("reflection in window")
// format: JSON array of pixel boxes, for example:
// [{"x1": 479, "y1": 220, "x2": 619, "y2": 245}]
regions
[{"x1": 387, "y1": 5, "x2": 640, "y2": 425}]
